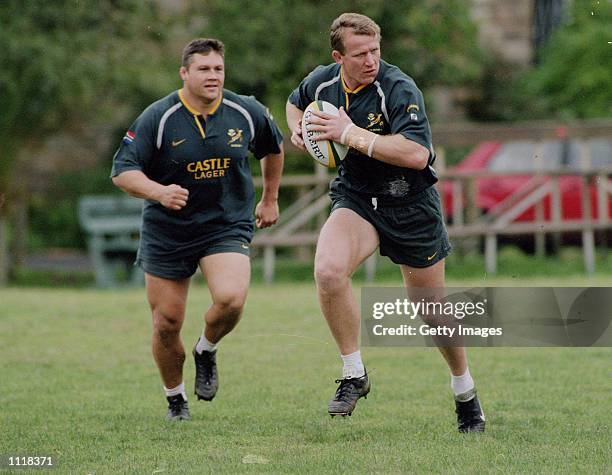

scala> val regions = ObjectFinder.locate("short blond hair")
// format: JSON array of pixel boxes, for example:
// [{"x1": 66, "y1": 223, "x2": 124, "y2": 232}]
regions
[{"x1": 330, "y1": 13, "x2": 381, "y2": 54}]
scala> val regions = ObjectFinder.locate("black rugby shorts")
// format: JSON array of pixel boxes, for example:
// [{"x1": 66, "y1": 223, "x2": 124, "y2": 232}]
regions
[{"x1": 330, "y1": 185, "x2": 451, "y2": 267}]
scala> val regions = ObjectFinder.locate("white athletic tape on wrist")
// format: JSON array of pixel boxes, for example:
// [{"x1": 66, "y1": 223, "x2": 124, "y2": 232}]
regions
[
  {"x1": 367, "y1": 134, "x2": 378, "y2": 157},
  {"x1": 340, "y1": 123, "x2": 354, "y2": 145},
  {"x1": 340, "y1": 124, "x2": 378, "y2": 157}
]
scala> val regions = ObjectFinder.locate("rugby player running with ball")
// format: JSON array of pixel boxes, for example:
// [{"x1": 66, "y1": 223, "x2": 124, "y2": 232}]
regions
[{"x1": 286, "y1": 13, "x2": 485, "y2": 432}]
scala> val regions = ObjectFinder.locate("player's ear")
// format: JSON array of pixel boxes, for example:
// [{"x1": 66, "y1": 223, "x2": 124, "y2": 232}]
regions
[
  {"x1": 332, "y1": 50, "x2": 343, "y2": 64},
  {"x1": 179, "y1": 66, "x2": 188, "y2": 80}
]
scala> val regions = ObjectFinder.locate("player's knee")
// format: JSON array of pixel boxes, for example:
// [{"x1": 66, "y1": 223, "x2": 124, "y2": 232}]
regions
[
  {"x1": 419, "y1": 312, "x2": 438, "y2": 327},
  {"x1": 417, "y1": 300, "x2": 448, "y2": 327},
  {"x1": 314, "y1": 258, "x2": 348, "y2": 291},
  {"x1": 152, "y1": 307, "x2": 184, "y2": 336},
  {"x1": 214, "y1": 293, "x2": 246, "y2": 319}
]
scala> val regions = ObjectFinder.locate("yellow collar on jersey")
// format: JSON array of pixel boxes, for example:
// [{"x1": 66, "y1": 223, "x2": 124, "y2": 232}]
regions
[
  {"x1": 178, "y1": 89, "x2": 224, "y2": 139},
  {"x1": 340, "y1": 67, "x2": 369, "y2": 94},
  {"x1": 178, "y1": 89, "x2": 223, "y2": 116}
]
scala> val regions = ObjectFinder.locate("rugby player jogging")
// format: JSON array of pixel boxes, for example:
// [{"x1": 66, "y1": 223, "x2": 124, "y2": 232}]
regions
[{"x1": 112, "y1": 38, "x2": 284, "y2": 420}]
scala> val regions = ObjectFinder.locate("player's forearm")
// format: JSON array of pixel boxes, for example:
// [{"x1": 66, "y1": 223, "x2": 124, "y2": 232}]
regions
[
  {"x1": 308, "y1": 107, "x2": 430, "y2": 170},
  {"x1": 112, "y1": 170, "x2": 166, "y2": 202},
  {"x1": 286, "y1": 102, "x2": 303, "y2": 133},
  {"x1": 369, "y1": 134, "x2": 430, "y2": 169},
  {"x1": 340, "y1": 123, "x2": 429, "y2": 169},
  {"x1": 260, "y1": 146, "x2": 284, "y2": 202}
]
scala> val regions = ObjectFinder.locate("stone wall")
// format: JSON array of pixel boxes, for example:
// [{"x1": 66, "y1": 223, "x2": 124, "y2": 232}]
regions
[{"x1": 471, "y1": 0, "x2": 534, "y2": 66}]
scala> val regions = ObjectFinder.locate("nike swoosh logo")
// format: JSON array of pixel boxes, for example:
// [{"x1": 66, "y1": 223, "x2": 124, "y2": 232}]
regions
[
  {"x1": 427, "y1": 251, "x2": 438, "y2": 261},
  {"x1": 241, "y1": 244, "x2": 249, "y2": 249},
  {"x1": 172, "y1": 139, "x2": 186, "y2": 147}
]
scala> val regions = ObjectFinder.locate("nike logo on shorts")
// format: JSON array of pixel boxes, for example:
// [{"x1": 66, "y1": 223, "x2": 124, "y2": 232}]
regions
[{"x1": 172, "y1": 139, "x2": 186, "y2": 147}]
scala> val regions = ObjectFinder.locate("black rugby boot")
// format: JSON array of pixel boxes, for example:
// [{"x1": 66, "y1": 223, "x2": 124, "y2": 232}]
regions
[
  {"x1": 193, "y1": 347, "x2": 219, "y2": 401},
  {"x1": 328, "y1": 372, "x2": 370, "y2": 417},
  {"x1": 455, "y1": 389, "x2": 486, "y2": 433},
  {"x1": 166, "y1": 394, "x2": 190, "y2": 421}
]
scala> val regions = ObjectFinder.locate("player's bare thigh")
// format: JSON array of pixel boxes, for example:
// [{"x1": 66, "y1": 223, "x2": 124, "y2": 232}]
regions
[
  {"x1": 199, "y1": 252, "x2": 250, "y2": 308},
  {"x1": 315, "y1": 208, "x2": 379, "y2": 279},
  {"x1": 400, "y1": 259, "x2": 445, "y2": 288},
  {"x1": 400, "y1": 259, "x2": 446, "y2": 310},
  {"x1": 145, "y1": 273, "x2": 191, "y2": 329},
  {"x1": 400, "y1": 259, "x2": 451, "y2": 326}
]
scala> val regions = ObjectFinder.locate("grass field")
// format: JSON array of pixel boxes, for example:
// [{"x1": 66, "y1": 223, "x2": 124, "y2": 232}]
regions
[
  {"x1": 1, "y1": 280, "x2": 611, "y2": 474},
  {"x1": 12, "y1": 245, "x2": 612, "y2": 288}
]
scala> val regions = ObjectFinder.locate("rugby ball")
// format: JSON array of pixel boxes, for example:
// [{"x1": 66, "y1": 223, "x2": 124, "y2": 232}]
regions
[{"x1": 302, "y1": 101, "x2": 348, "y2": 168}]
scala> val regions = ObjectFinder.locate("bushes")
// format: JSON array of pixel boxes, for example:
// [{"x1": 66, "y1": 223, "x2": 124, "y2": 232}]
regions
[
  {"x1": 29, "y1": 168, "x2": 115, "y2": 249},
  {"x1": 517, "y1": 1, "x2": 612, "y2": 119}
]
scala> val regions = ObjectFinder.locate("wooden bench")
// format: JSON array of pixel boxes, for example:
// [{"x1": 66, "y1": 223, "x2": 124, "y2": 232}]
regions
[{"x1": 78, "y1": 195, "x2": 143, "y2": 287}]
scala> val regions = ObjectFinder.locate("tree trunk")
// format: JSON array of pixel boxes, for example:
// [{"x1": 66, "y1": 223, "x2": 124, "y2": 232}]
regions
[
  {"x1": 0, "y1": 214, "x2": 8, "y2": 286},
  {"x1": 12, "y1": 192, "x2": 28, "y2": 269}
]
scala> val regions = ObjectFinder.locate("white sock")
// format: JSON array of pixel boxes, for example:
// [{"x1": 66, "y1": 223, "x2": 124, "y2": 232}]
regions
[
  {"x1": 341, "y1": 350, "x2": 365, "y2": 378},
  {"x1": 195, "y1": 334, "x2": 218, "y2": 354},
  {"x1": 451, "y1": 369, "x2": 475, "y2": 399},
  {"x1": 164, "y1": 382, "x2": 187, "y2": 401}
]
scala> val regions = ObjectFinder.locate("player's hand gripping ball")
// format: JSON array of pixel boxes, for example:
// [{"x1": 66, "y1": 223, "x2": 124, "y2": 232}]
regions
[{"x1": 302, "y1": 101, "x2": 348, "y2": 168}]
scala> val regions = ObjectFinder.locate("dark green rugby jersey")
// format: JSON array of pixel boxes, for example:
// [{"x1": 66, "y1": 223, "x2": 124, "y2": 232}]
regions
[
  {"x1": 111, "y1": 89, "x2": 283, "y2": 260},
  {"x1": 289, "y1": 60, "x2": 438, "y2": 201}
]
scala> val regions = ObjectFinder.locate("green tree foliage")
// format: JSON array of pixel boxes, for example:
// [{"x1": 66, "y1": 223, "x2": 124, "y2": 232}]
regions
[
  {"x1": 518, "y1": 0, "x2": 612, "y2": 119},
  {"x1": 1, "y1": 1, "x2": 487, "y2": 256},
  {"x1": 0, "y1": 0, "x2": 184, "y2": 277},
  {"x1": 200, "y1": 0, "x2": 485, "y2": 122},
  {"x1": 0, "y1": 0, "x2": 179, "y2": 195}
]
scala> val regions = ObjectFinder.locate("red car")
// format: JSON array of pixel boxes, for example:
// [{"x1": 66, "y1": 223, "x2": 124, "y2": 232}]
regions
[{"x1": 440, "y1": 139, "x2": 612, "y2": 223}]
